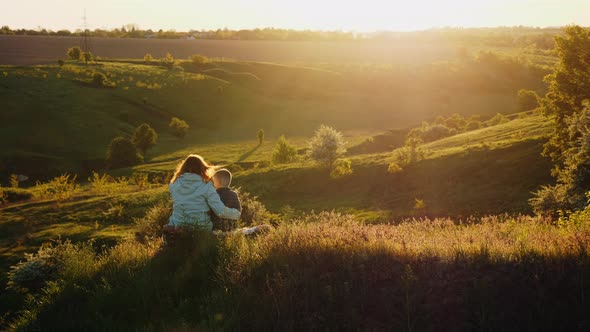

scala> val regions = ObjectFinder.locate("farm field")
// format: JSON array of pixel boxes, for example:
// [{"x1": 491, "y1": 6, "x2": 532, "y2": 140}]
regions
[{"x1": 0, "y1": 35, "x2": 463, "y2": 65}]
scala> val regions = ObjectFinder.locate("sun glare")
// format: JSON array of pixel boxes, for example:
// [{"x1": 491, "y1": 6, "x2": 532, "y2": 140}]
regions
[{"x1": 2, "y1": 0, "x2": 589, "y2": 31}]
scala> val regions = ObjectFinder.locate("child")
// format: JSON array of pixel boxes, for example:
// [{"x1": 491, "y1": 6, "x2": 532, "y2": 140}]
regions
[
  {"x1": 211, "y1": 169, "x2": 241, "y2": 232},
  {"x1": 165, "y1": 155, "x2": 241, "y2": 234}
]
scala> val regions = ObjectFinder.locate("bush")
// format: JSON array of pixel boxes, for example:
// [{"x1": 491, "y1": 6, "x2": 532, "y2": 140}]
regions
[
  {"x1": 330, "y1": 158, "x2": 353, "y2": 179},
  {"x1": 161, "y1": 52, "x2": 175, "y2": 69},
  {"x1": 67, "y1": 46, "x2": 81, "y2": 60},
  {"x1": 131, "y1": 123, "x2": 158, "y2": 156},
  {"x1": 106, "y1": 137, "x2": 143, "y2": 169},
  {"x1": 134, "y1": 200, "x2": 172, "y2": 239},
  {"x1": 237, "y1": 190, "x2": 274, "y2": 226},
  {"x1": 529, "y1": 185, "x2": 568, "y2": 219},
  {"x1": 308, "y1": 125, "x2": 346, "y2": 165},
  {"x1": 169, "y1": 117, "x2": 189, "y2": 138},
  {"x1": 143, "y1": 53, "x2": 154, "y2": 62},
  {"x1": 272, "y1": 135, "x2": 298, "y2": 164},
  {"x1": 189, "y1": 54, "x2": 209, "y2": 64},
  {"x1": 35, "y1": 174, "x2": 79, "y2": 202},
  {"x1": 387, "y1": 162, "x2": 403, "y2": 174},
  {"x1": 57, "y1": 59, "x2": 65, "y2": 67}
]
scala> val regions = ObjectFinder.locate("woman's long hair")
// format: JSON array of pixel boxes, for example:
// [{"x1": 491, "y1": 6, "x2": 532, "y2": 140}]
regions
[{"x1": 170, "y1": 154, "x2": 214, "y2": 184}]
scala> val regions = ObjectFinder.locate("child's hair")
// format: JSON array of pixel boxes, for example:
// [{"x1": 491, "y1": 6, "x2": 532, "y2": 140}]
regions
[
  {"x1": 213, "y1": 169, "x2": 232, "y2": 187},
  {"x1": 170, "y1": 154, "x2": 214, "y2": 184}
]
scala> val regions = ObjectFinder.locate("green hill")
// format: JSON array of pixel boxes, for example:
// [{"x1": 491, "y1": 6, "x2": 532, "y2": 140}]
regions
[{"x1": 0, "y1": 54, "x2": 549, "y2": 179}]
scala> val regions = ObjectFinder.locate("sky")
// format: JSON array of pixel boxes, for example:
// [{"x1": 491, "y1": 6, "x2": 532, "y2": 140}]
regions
[{"x1": 2, "y1": 0, "x2": 590, "y2": 32}]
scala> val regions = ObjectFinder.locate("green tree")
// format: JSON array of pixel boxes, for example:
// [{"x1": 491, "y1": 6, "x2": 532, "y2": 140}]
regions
[
  {"x1": 308, "y1": 125, "x2": 346, "y2": 165},
  {"x1": 257, "y1": 129, "x2": 265, "y2": 145},
  {"x1": 106, "y1": 137, "x2": 142, "y2": 169},
  {"x1": 67, "y1": 46, "x2": 81, "y2": 60},
  {"x1": 517, "y1": 89, "x2": 539, "y2": 112},
  {"x1": 131, "y1": 123, "x2": 158, "y2": 156},
  {"x1": 531, "y1": 26, "x2": 590, "y2": 215},
  {"x1": 169, "y1": 117, "x2": 189, "y2": 138},
  {"x1": 541, "y1": 25, "x2": 590, "y2": 164},
  {"x1": 272, "y1": 135, "x2": 297, "y2": 164}
]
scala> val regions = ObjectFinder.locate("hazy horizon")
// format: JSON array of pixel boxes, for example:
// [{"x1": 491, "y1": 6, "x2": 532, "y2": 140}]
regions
[{"x1": 2, "y1": 0, "x2": 589, "y2": 33}]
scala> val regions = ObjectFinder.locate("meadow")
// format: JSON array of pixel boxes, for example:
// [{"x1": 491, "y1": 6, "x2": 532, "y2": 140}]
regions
[{"x1": 2, "y1": 28, "x2": 589, "y2": 330}]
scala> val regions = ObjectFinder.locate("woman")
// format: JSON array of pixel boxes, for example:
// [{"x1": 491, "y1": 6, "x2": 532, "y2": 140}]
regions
[{"x1": 166, "y1": 154, "x2": 241, "y2": 230}]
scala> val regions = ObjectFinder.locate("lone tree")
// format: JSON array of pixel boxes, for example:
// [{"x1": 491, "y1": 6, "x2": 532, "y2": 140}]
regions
[
  {"x1": 257, "y1": 129, "x2": 265, "y2": 145},
  {"x1": 169, "y1": 117, "x2": 189, "y2": 138},
  {"x1": 131, "y1": 123, "x2": 158, "y2": 156},
  {"x1": 67, "y1": 46, "x2": 81, "y2": 60},
  {"x1": 530, "y1": 25, "x2": 590, "y2": 215},
  {"x1": 308, "y1": 125, "x2": 346, "y2": 165},
  {"x1": 272, "y1": 135, "x2": 298, "y2": 164},
  {"x1": 106, "y1": 137, "x2": 142, "y2": 169}
]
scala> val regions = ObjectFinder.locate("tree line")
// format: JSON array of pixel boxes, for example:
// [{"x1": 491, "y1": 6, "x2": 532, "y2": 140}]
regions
[{"x1": 0, "y1": 24, "x2": 559, "y2": 48}]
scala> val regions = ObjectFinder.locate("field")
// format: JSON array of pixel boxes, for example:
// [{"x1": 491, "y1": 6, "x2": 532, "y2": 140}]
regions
[
  {"x1": 0, "y1": 35, "x2": 463, "y2": 65},
  {"x1": 2, "y1": 28, "x2": 589, "y2": 331}
]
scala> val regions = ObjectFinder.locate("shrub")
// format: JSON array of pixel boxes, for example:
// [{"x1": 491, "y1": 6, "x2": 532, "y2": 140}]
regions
[
  {"x1": 330, "y1": 158, "x2": 353, "y2": 179},
  {"x1": 35, "y1": 174, "x2": 79, "y2": 202},
  {"x1": 189, "y1": 54, "x2": 209, "y2": 64},
  {"x1": 237, "y1": 190, "x2": 274, "y2": 226},
  {"x1": 308, "y1": 125, "x2": 346, "y2": 165},
  {"x1": 134, "y1": 200, "x2": 173, "y2": 239},
  {"x1": 272, "y1": 135, "x2": 298, "y2": 164},
  {"x1": 131, "y1": 123, "x2": 158, "y2": 156},
  {"x1": 143, "y1": 53, "x2": 154, "y2": 62},
  {"x1": 57, "y1": 59, "x2": 65, "y2": 67},
  {"x1": 161, "y1": 52, "x2": 175, "y2": 69},
  {"x1": 89, "y1": 172, "x2": 110, "y2": 192},
  {"x1": 387, "y1": 162, "x2": 403, "y2": 174},
  {"x1": 106, "y1": 137, "x2": 143, "y2": 169},
  {"x1": 7, "y1": 240, "x2": 95, "y2": 292},
  {"x1": 529, "y1": 185, "x2": 568, "y2": 219},
  {"x1": 132, "y1": 172, "x2": 150, "y2": 189},
  {"x1": 67, "y1": 46, "x2": 81, "y2": 60},
  {"x1": 169, "y1": 117, "x2": 189, "y2": 138}
]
